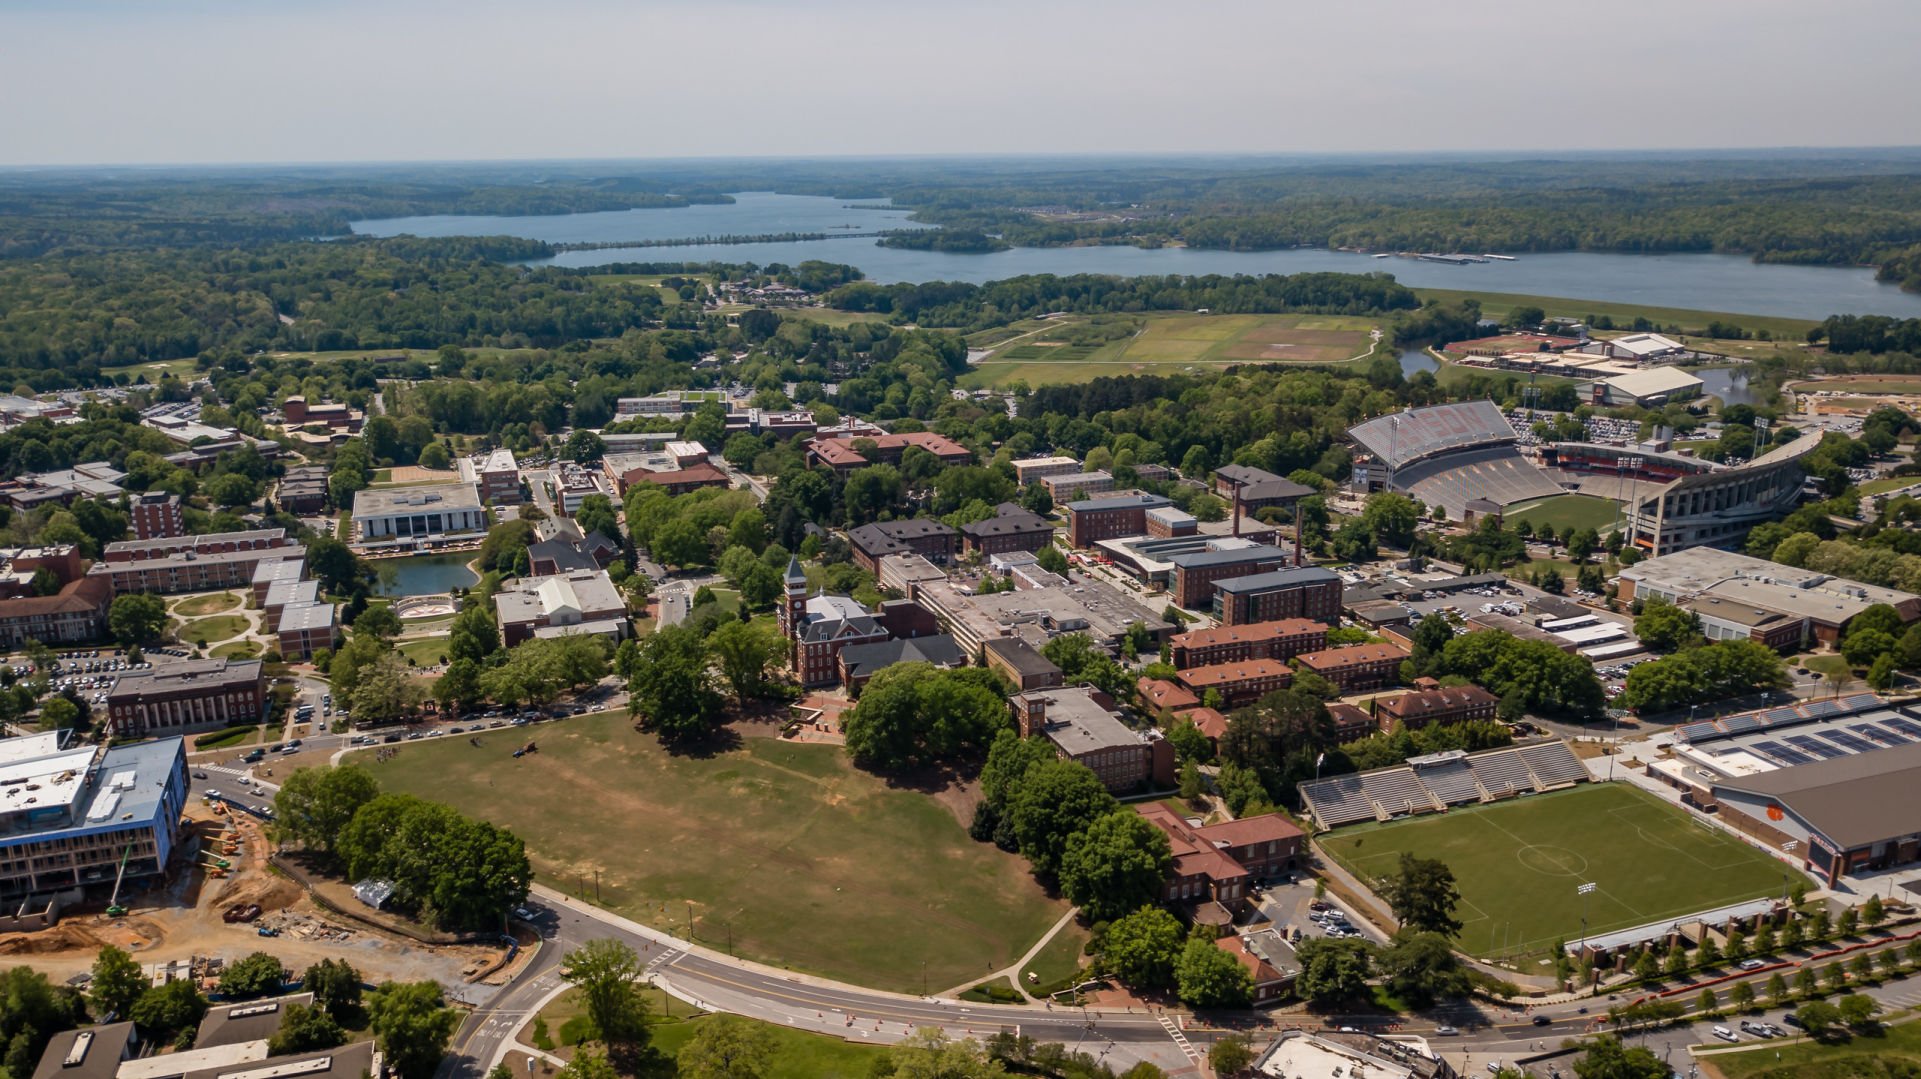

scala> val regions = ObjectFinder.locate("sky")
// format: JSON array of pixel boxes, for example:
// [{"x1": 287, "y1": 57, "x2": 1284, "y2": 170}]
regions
[{"x1": 1, "y1": 0, "x2": 1918, "y2": 166}]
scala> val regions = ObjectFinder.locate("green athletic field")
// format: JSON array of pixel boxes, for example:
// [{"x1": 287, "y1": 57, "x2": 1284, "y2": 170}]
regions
[
  {"x1": 1319, "y1": 783, "x2": 1789, "y2": 962},
  {"x1": 1504, "y1": 492, "x2": 1624, "y2": 535}
]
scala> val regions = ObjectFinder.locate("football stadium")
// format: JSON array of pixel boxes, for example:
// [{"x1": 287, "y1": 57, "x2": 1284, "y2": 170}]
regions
[{"x1": 1347, "y1": 400, "x2": 1562, "y2": 519}]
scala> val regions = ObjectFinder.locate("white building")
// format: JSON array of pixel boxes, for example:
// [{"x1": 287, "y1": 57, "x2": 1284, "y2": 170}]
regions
[{"x1": 352, "y1": 483, "x2": 487, "y2": 540}]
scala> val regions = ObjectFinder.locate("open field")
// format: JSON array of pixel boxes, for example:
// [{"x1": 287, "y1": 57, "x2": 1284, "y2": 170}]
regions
[
  {"x1": 1791, "y1": 375, "x2": 1921, "y2": 394},
  {"x1": 395, "y1": 638, "x2": 450, "y2": 667},
  {"x1": 1710, "y1": 1013, "x2": 1921, "y2": 1078},
  {"x1": 1319, "y1": 783, "x2": 1789, "y2": 961},
  {"x1": 1504, "y1": 493, "x2": 1624, "y2": 535},
  {"x1": 963, "y1": 312, "x2": 1378, "y2": 388},
  {"x1": 210, "y1": 642, "x2": 260, "y2": 660},
  {"x1": 1411, "y1": 287, "x2": 1820, "y2": 343},
  {"x1": 778, "y1": 308, "x2": 892, "y2": 327},
  {"x1": 102, "y1": 358, "x2": 200, "y2": 381},
  {"x1": 372, "y1": 711, "x2": 1067, "y2": 992}
]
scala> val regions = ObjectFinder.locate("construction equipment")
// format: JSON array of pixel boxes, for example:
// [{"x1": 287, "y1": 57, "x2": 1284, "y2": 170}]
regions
[{"x1": 104, "y1": 843, "x2": 134, "y2": 917}]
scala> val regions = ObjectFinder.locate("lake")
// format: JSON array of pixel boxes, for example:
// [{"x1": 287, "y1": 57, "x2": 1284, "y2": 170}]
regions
[
  {"x1": 351, "y1": 193, "x2": 1921, "y2": 322},
  {"x1": 1693, "y1": 367, "x2": 1757, "y2": 406},
  {"x1": 374, "y1": 553, "x2": 479, "y2": 597}
]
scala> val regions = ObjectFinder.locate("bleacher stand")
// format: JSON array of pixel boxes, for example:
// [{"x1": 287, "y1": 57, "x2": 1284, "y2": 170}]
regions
[{"x1": 1298, "y1": 741, "x2": 1591, "y2": 829}]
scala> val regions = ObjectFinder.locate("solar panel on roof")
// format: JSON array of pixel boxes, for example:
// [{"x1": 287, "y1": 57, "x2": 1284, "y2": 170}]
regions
[
  {"x1": 1677, "y1": 722, "x2": 1719, "y2": 743},
  {"x1": 1760, "y1": 707, "x2": 1800, "y2": 725},
  {"x1": 1722, "y1": 715, "x2": 1761, "y2": 734},
  {"x1": 1787, "y1": 734, "x2": 1844, "y2": 759},
  {"x1": 1853, "y1": 724, "x2": 1903, "y2": 746},
  {"x1": 1753, "y1": 741, "x2": 1814, "y2": 766},
  {"x1": 1824, "y1": 730, "x2": 1875, "y2": 753},
  {"x1": 1875, "y1": 723, "x2": 1915, "y2": 743},
  {"x1": 1887, "y1": 717, "x2": 1921, "y2": 739},
  {"x1": 1843, "y1": 694, "x2": 1880, "y2": 711},
  {"x1": 1803, "y1": 700, "x2": 1839, "y2": 718}
]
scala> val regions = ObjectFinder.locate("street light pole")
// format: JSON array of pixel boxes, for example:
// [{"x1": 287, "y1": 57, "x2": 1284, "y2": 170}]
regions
[{"x1": 1578, "y1": 881, "x2": 1597, "y2": 964}]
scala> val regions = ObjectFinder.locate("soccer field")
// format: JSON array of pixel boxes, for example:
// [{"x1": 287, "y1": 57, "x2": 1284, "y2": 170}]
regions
[
  {"x1": 1319, "y1": 783, "x2": 1789, "y2": 961},
  {"x1": 1504, "y1": 493, "x2": 1624, "y2": 535}
]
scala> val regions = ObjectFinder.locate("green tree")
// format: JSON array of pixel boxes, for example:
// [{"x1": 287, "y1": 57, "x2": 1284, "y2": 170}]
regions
[
  {"x1": 1838, "y1": 992, "x2": 1880, "y2": 1029},
  {"x1": 268, "y1": 1003, "x2": 346, "y2": 1055},
  {"x1": 1571, "y1": 1035, "x2": 1667, "y2": 1079},
  {"x1": 367, "y1": 982, "x2": 460, "y2": 1079},
  {"x1": 447, "y1": 603, "x2": 501, "y2": 664},
  {"x1": 1035, "y1": 545, "x2": 1070, "y2": 576},
  {"x1": 651, "y1": 518, "x2": 709, "y2": 569},
  {"x1": 351, "y1": 603, "x2": 401, "y2": 640},
  {"x1": 567, "y1": 430, "x2": 607, "y2": 465},
  {"x1": 706, "y1": 619, "x2": 784, "y2": 702},
  {"x1": 560, "y1": 939, "x2": 650, "y2": 1047},
  {"x1": 1101, "y1": 907, "x2": 1186, "y2": 990},
  {"x1": 1697, "y1": 987, "x2": 1718, "y2": 1016},
  {"x1": 843, "y1": 664, "x2": 1009, "y2": 772},
  {"x1": 1379, "y1": 932, "x2": 1471, "y2": 1007},
  {"x1": 575, "y1": 494, "x2": 621, "y2": 544},
  {"x1": 1632, "y1": 600, "x2": 1702, "y2": 653},
  {"x1": 130, "y1": 979, "x2": 207, "y2": 1041},
  {"x1": 108, "y1": 592, "x2": 168, "y2": 645},
  {"x1": 1728, "y1": 981, "x2": 1756, "y2": 1012},
  {"x1": 300, "y1": 959, "x2": 362, "y2": 1024},
  {"x1": 1207, "y1": 1037, "x2": 1255, "y2": 1077},
  {"x1": 1174, "y1": 937, "x2": 1253, "y2": 1009},
  {"x1": 39, "y1": 697, "x2": 80, "y2": 731},
  {"x1": 307, "y1": 534, "x2": 371, "y2": 595},
  {"x1": 90, "y1": 945, "x2": 146, "y2": 1019},
  {"x1": 677, "y1": 1014, "x2": 774, "y2": 1079},
  {"x1": 1377, "y1": 853, "x2": 1463, "y2": 938},
  {"x1": 628, "y1": 625, "x2": 726, "y2": 743},
  {"x1": 1005, "y1": 759, "x2": 1118, "y2": 876},
  {"x1": 1863, "y1": 894, "x2": 1884, "y2": 925},
  {"x1": 1058, "y1": 810, "x2": 1173, "y2": 922},
  {"x1": 1766, "y1": 972, "x2": 1789, "y2": 1007},
  {"x1": 1294, "y1": 937, "x2": 1374, "y2": 1006},
  {"x1": 1795, "y1": 1000, "x2": 1841, "y2": 1037},
  {"x1": 219, "y1": 952, "x2": 287, "y2": 1000}
]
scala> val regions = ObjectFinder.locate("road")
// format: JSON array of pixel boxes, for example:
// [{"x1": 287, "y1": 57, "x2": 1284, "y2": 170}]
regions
[{"x1": 446, "y1": 888, "x2": 1206, "y2": 1078}]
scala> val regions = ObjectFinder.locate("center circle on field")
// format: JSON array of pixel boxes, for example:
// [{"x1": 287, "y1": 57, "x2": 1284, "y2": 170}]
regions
[{"x1": 1516, "y1": 844, "x2": 1590, "y2": 878}]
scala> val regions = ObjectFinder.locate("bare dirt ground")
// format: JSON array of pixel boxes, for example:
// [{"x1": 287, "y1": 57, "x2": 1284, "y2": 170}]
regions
[{"x1": 0, "y1": 805, "x2": 502, "y2": 988}]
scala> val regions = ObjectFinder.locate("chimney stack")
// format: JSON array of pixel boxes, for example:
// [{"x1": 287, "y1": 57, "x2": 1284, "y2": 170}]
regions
[
  {"x1": 1232, "y1": 483, "x2": 1242, "y2": 538},
  {"x1": 1293, "y1": 501, "x2": 1304, "y2": 567}
]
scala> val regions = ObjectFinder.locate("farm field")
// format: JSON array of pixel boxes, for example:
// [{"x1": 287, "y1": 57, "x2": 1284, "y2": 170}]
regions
[
  {"x1": 1503, "y1": 493, "x2": 1624, "y2": 535},
  {"x1": 963, "y1": 312, "x2": 1378, "y2": 387},
  {"x1": 1319, "y1": 783, "x2": 1788, "y2": 962},
  {"x1": 371, "y1": 711, "x2": 1067, "y2": 993}
]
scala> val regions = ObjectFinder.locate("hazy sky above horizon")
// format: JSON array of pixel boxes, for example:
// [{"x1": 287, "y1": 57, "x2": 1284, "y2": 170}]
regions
[{"x1": 1, "y1": 0, "x2": 1917, "y2": 166}]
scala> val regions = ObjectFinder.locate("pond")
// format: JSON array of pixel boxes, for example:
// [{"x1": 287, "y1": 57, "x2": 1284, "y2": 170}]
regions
[
  {"x1": 1693, "y1": 367, "x2": 1757, "y2": 406},
  {"x1": 373, "y1": 553, "x2": 479, "y2": 597}
]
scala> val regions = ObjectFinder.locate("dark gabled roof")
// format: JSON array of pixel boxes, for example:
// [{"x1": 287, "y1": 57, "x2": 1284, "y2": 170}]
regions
[
  {"x1": 1715, "y1": 741, "x2": 1921, "y2": 849},
  {"x1": 959, "y1": 508, "x2": 1052, "y2": 539},
  {"x1": 1214, "y1": 464, "x2": 1284, "y2": 486},
  {"x1": 983, "y1": 637, "x2": 1063, "y2": 677},
  {"x1": 839, "y1": 634, "x2": 967, "y2": 679},
  {"x1": 1214, "y1": 567, "x2": 1341, "y2": 594},
  {"x1": 848, "y1": 518, "x2": 957, "y2": 554},
  {"x1": 526, "y1": 539, "x2": 595, "y2": 573},
  {"x1": 1167, "y1": 544, "x2": 1289, "y2": 570},
  {"x1": 1236, "y1": 478, "x2": 1315, "y2": 502}
]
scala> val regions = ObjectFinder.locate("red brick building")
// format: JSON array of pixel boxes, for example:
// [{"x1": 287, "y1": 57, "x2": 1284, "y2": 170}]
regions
[
  {"x1": 1169, "y1": 545, "x2": 1291, "y2": 610},
  {"x1": 1169, "y1": 618, "x2": 1327, "y2": 669},
  {"x1": 847, "y1": 518, "x2": 960, "y2": 573},
  {"x1": 1326, "y1": 702, "x2": 1380, "y2": 742},
  {"x1": 1064, "y1": 493, "x2": 1172, "y2": 547},
  {"x1": 1175, "y1": 658, "x2": 1293, "y2": 706},
  {"x1": 129, "y1": 492, "x2": 185, "y2": 540},
  {"x1": 959, "y1": 504, "x2": 1053, "y2": 557},
  {"x1": 804, "y1": 431, "x2": 972, "y2": 475},
  {"x1": 1212, "y1": 567, "x2": 1344, "y2": 626},
  {"x1": 107, "y1": 658, "x2": 265, "y2": 738},
  {"x1": 1136, "y1": 802, "x2": 1305, "y2": 914},
  {"x1": 1373, "y1": 683, "x2": 1499, "y2": 730},
  {"x1": 623, "y1": 464, "x2": 730, "y2": 497},
  {"x1": 1137, "y1": 677, "x2": 1200, "y2": 714},
  {"x1": 1295, "y1": 642, "x2": 1409, "y2": 693}
]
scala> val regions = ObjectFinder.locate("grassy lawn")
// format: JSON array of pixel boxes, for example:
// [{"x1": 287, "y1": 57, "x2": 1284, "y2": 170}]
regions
[
  {"x1": 1710, "y1": 1014, "x2": 1921, "y2": 1078},
  {"x1": 176, "y1": 592, "x2": 242, "y2": 617},
  {"x1": 180, "y1": 614, "x2": 251, "y2": 644},
  {"x1": 395, "y1": 638, "x2": 450, "y2": 667},
  {"x1": 1411, "y1": 286, "x2": 1819, "y2": 342},
  {"x1": 1790, "y1": 376, "x2": 1921, "y2": 394},
  {"x1": 1021, "y1": 922, "x2": 1091, "y2": 993},
  {"x1": 102, "y1": 357, "x2": 201, "y2": 381},
  {"x1": 529, "y1": 986, "x2": 882, "y2": 1077},
  {"x1": 1860, "y1": 477, "x2": 1920, "y2": 497},
  {"x1": 779, "y1": 308, "x2": 892, "y2": 327},
  {"x1": 1319, "y1": 783, "x2": 1789, "y2": 962},
  {"x1": 211, "y1": 642, "x2": 260, "y2": 660},
  {"x1": 371, "y1": 712, "x2": 1067, "y2": 992},
  {"x1": 1504, "y1": 493, "x2": 1624, "y2": 535},
  {"x1": 961, "y1": 311, "x2": 1377, "y2": 388}
]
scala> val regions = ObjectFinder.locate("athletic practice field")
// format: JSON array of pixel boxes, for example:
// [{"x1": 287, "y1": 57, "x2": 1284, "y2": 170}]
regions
[
  {"x1": 1319, "y1": 783, "x2": 1788, "y2": 961},
  {"x1": 1504, "y1": 492, "x2": 1624, "y2": 535},
  {"x1": 963, "y1": 312, "x2": 1378, "y2": 387}
]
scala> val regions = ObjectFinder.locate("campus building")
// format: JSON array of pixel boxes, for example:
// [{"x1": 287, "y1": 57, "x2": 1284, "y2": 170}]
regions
[
  {"x1": 1618, "y1": 546, "x2": 1921, "y2": 647},
  {"x1": 1213, "y1": 566, "x2": 1344, "y2": 626},
  {"x1": 907, "y1": 575, "x2": 1169, "y2": 658},
  {"x1": 1175, "y1": 659, "x2": 1294, "y2": 706},
  {"x1": 1012, "y1": 456, "x2": 1082, "y2": 486},
  {"x1": 276, "y1": 465, "x2": 330, "y2": 514},
  {"x1": 982, "y1": 638, "x2": 1064, "y2": 691},
  {"x1": 1713, "y1": 741, "x2": 1921, "y2": 887},
  {"x1": 0, "y1": 734, "x2": 188, "y2": 904},
  {"x1": 1168, "y1": 544, "x2": 1291, "y2": 609},
  {"x1": 847, "y1": 518, "x2": 960, "y2": 573},
  {"x1": 804, "y1": 430, "x2": 972, "y2": 475},
  {"x1": 1373, "y1": 684, "x2": 1499, "y2": 731},
  {"x1": 1135, "y1": 801, "x2": 1304, "y2": 915},
  {"x1": 1040, "y1": 471, "x2": 1115, "y2": 501},
  {"x1": 0, "y1": 578, "x2": 112, "y2": 649},
  {"x1": 1011, "y1": 686, "x2": 1172, "y2": 793},
  {"x1": 458, "y1": 447, "x2": 521, "y2": 504},
  {"x1": 493, "y1": 570, "x2": 629, "y2": 647},
  {"x1": 88, "y1": 530, "x2": 297, "y2": 595},
  {"x1": 276, "y1": 602, "x2": 337, "y2": 660},
  {"x1": 1064, "y1": 493, "x2": 1172, "y2": 547},
  {"x1": 249, "y1": 557, "x2": 306, "y2": 608},
  {"x1": 1169, "y1": 618, "x2": 1327, "y2": 670},
  {"x1": 1296, "y1": 642, "x2": 1409, "y2": 693},
  {"x1": 780, "y1": 560, "x2": 891, "y2": 687},
  {"x1": 128, "y1": 492, "x2": 185, "y2": 540},
  {"x1": 958, "y1": 504, "x2": 1053, "y2": 558},
  {"x1": 352, "y1": 484, "x2": 487, "y2": 541},
  {"x1": 836, "y1": 635, "x2": 967, "y2": 694},
  {"x1": 106, "y1": 659, "x2": 266, "y2": 739}
]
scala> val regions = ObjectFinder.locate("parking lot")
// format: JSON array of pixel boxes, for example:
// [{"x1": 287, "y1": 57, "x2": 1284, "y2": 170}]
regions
[{"x1": 1253, "y1": 872, "x2": 1388, "y2": 947}]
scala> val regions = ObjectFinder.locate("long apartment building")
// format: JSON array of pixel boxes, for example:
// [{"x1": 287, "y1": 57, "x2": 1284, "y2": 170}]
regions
[
  {"x1": 1011, "y1": 686, "x2": 1172, "y2": 793},
  {"x1": 0, "y1": 734, "x2": 188, "y2": 903},
  {"x1": 1170, "y1": 618, "x2": 1327, "y2": 669},
  {"x1": 1213, "y1": 566, "x2": 1343, "y2": 626},
  {"x1": 0, "y1": 578, "x2": 112, "y2": 648},
  {"x1": 1065, "y1": 493, "x2": 1172, "y2": 547},
  {"x1": 87, "y1": 530, "x2": 296, "y2": 595},
  {"x1": 1296, "y1": 642, "x2": 1409, "y2": 692},
  {"x1": 1169, "y1": 544, "x2": 1291, "y2": 609},
  {"x1": 106, "y1": 659, "x2": 266, "y2": 738}
]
